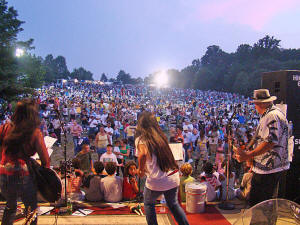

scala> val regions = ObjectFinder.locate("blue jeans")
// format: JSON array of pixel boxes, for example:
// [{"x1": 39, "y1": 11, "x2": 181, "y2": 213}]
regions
[
  {"x1": 73, "y1": 136, "x2": 80, "y2": 149},
  {"x1": 144, "y1": 186, "x2": 189, "y2": 225},
  {"x1": 88, "y1": 127, "x2": 98, "y2": 136},
  {"x1": 0, "y1": 174, "x2": 37, "y2": 225},
  {"x1": 183, "y1": 144, "x2": 190, "y2": 162}
]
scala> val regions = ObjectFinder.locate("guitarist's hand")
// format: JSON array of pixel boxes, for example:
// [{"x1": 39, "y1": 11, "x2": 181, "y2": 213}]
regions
[{"x1": 233, "y1": 145, "x2": 249, "y2": 163}]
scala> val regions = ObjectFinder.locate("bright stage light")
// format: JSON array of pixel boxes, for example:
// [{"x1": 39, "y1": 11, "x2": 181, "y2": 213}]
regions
[
  {"x1": 154, "y1": 71, "x2": 168, "y2": 87},
  {"x1": 15, "y1": 48, "x2": 24, "y2": 57}
]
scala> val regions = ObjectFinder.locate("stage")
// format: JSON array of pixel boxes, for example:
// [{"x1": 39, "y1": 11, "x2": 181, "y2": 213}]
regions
[{"x1": 0, "y1": 200, "x2": 247, "y2": 225}]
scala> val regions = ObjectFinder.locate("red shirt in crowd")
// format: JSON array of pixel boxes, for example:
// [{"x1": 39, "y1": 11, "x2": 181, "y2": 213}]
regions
[{"x1": 123, "y1": 176, "x2": 137, "y2": 200}]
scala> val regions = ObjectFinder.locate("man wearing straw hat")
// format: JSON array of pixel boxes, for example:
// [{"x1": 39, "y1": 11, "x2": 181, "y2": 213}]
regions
[{"x1": 234, "y1": 89, "x2": 289, "y2": 207}]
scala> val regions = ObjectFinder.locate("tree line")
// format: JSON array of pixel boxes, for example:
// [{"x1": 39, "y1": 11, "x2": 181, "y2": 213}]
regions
[
  {"x1": 1, "y1": 0, "x2": 300, "y2": 100},
  {"x1": 112, "y1": 35, "x2": 300, "y2": 96},
  {"x1": 165, "y1": 35, "x2": 300, "y2": 96}
]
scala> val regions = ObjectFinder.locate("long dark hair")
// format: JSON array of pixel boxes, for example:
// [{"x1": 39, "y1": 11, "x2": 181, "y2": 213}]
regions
[
  {"x1": 4, "y1": 99, "x2": 40, "y2": 155},
  {"x1": 136, "y1": 111, "x2": 178, "y2": 172}
]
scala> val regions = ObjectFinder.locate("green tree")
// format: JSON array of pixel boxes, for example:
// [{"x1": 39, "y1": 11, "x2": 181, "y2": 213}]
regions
[
  {"x1": 167, "y1": 69, "x2": 181, "y2": 87},
  {"x1": 116, "y1": 70, "x2": 131, "y2": 84},
  {"x1": 43, "y1": 54, "x2": 70, "y2": 82},
  {"x1": 201, "y1": 45, "x2": 225, "y2": 66},
  {"x1": 54, "y1": 56, "x2": 69, "y2": 79},
  {"x1": 193, "y1": 67, "x2": 216, "y2": 90},
  {"x1": 252, "y1": 35, "x2": 281, "y2": 58},
  {"x1": 17, "y1": 54, "x2": 45, "y2": 88},
  {"x1": 135, "y1": 77, "x2": 143, "y2": 84},
  {"x1": 232, "y1": 71, "x2": 250, "y2": 95},
  {"x1": 100, "y1": 73, "x2": 108, "y2": 82},
  {"x1": 0, "y1": 0, "x2": 34, "y2": 100},
  {"x1": 70, "y1": 67, "x2": 93, "y2": 80},
  {"x1": 235, "y1": 44, "x2": 253, "y2": 63},
  {"x1": 130, "y1": 77, "x2": 143, "y2": 85},
  {"x1": 43, "y1": 54, "x2": 55, "y2": 82}
]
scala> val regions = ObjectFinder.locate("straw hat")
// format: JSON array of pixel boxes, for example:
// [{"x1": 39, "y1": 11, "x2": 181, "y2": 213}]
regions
[{"x1": 250, "y1": 89, "x2": 277, "y2": 103}]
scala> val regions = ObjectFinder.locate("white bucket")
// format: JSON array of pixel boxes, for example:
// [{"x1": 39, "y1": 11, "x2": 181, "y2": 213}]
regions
[{"x1": 186, "y1": 182, "x2": 207, "y2": 213}]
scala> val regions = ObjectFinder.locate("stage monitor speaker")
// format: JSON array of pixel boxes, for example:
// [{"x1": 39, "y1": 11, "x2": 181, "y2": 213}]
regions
[{"x1": 262, "y1": 70, "x2": 300, "y2": 203}]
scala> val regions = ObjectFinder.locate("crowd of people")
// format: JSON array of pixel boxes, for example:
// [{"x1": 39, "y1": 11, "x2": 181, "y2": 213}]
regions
[{"x1": 0, "y1": 81, "x2": 291, "y2": 225}]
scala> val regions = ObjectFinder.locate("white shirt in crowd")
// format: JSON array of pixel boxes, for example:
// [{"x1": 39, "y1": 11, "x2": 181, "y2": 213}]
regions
[
  {"x1": 208, "y1": 131, "x2": 219, "y2": 145},
  {"x1": 99, "y1": 152, "x2": 118, "y2": 165},
  {"x1": 183, "y1": 130, "x2": 192, "y2": 144},
  {"x1": 100, "y1": 176, "x2": 123, "y2": 202},
  {"x1": 52, "y1": 119, "x2": 60, "y2": 129},
  {"x1": 89, "y1": 118, "x2": 98, "y2": 128},
  {"x1": 113, "y1": 146, "x2": 123, "y2": 159},
  {"x1": 190, "y1": 133, "x2": 199, "y2": 146},
  {"x1": 101, "y1": 114, "x2": 108, "y2": 125},
  {"x1": 104, "y1": 127, "x2": 114, "y2": 143}
]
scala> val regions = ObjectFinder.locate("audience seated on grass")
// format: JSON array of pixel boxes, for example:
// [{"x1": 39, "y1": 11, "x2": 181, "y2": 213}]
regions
[
  {"x1": 100, "y1": 144, "x2": 119, "y2": 167},
  {"x1": 83, "y1": 161, "x2": 105, "y2": 202},
  {"x1": 179, "y1": 163, "x2": 195, "y2": 202},
  {"x1": 113, "y1": 140, "x2": 124, "y2": 176},
  {"x1": 100, "y1": 162, "x2": 123, "y2": 202},
  {"x1": 123, "y1": 161, "x2": 139, "y2": 201},
  {"x1": 74, "y1": 144, "x2": 94, "y2": 174}
]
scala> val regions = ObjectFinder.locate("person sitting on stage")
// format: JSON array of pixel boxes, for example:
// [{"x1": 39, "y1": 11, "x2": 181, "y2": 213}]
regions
[
  {"x1": 179, "y1": 163, "x2": 195, "y2": 202},
  {"x1": 198, "y1": 176, "x2": 217, "y2": 202},
  {"x1": 100, "y1": 162, "x2": 123, "y2": 202},
  {"x1": 67, "y1": 159, "x2": 85, "y2": 201},
  {"x1": 123, "y1": 161, "x2": 139, "y2": 200},
  {"x1": 200, "y1": 162, "x2": 221, "y2": 200},
  {"x1": 219, "y1": 161, "x2": 236, "y2": 201},
  {"x1": 236, "y1": 162, "x2": 253, "y2": 201},
  {"x1": 83, "y1": 161, "x2": 105, "y2": 202}
]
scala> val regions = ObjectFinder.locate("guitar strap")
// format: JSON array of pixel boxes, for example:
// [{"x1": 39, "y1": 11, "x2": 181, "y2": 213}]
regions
[{"x1": 0, "y1": 123, "x2": 8, "y2": 146}]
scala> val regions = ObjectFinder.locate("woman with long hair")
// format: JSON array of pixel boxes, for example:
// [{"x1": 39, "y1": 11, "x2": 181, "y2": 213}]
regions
[
  {"x1": 0, "y1": 99, "x2": 50, "y2": 225},
  {"x1": 136, "y1": 111, "x2": 189, "y2": 225}
]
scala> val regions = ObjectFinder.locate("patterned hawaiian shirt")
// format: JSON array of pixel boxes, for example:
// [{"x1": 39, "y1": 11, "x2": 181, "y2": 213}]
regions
[{"x1": 252, "y1": 105, "x2": 289, "y2": 174}]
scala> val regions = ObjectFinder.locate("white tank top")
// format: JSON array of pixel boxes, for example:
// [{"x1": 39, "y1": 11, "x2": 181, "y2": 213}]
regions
[
  {"x1": 135, "y1": 137, "x2": 179, "y2": 191},
  {"x1": 96, "y1": 133, "x2": 108, "y2": 148}
]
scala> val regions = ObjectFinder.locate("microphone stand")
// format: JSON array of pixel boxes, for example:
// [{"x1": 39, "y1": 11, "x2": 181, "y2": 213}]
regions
[
  {"x1": 54, "y1": 106, "x2": 69, "y2": 207},
  {"x1": 218, "y1": 105, "x2": 238, "y2": 210}
]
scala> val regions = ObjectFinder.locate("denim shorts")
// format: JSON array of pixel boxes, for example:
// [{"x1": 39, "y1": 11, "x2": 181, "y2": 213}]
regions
[{"x1": 97, "y1": 147, "x2": 106, "y2": 154}]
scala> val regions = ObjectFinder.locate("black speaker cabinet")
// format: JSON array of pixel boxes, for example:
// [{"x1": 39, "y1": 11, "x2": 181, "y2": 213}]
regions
[{"x1": 262, "y1": 70, "x2": 300, "y2": 202}]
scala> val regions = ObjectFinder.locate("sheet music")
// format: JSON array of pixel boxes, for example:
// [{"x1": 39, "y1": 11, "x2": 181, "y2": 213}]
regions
[
  {"x1": 44, "y1": 136, "x2": 57, "y2": 149},
  {"x1": 169, "y1": 143, "x2": 184, "y2": 161},
  {"x1": 31, "y1": 136, "x2": 56, "y2": 160}
]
